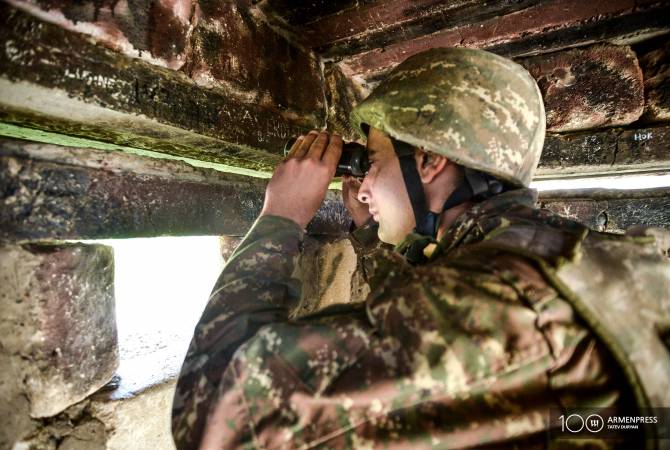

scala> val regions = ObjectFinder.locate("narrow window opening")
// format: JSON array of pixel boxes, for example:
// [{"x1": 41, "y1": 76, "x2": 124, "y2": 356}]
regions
[
  {"x1": 531, "y1": 173, "x2": 670, "y2": 191},
  {"x1": 91, "y1": 236, "x2": 224, "y2": 395}
]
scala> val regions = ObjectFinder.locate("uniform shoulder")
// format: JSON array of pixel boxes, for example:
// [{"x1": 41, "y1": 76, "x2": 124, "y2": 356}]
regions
[{"x1": 454, "y1": 203, "x2": 589, "y2": 268}]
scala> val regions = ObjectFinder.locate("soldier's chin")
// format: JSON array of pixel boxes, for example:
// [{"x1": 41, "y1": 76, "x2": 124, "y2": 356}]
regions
[{"x1": 377, "y1": 222, "x2": 401, "y2": 245}]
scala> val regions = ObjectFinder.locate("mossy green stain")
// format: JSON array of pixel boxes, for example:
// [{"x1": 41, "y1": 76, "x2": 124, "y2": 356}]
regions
[{"x1": 0, "y1": 122, "x2": 272, "y2": 178}]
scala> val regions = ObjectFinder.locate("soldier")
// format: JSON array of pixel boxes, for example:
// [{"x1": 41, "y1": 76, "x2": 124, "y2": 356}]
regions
[{"x1": 172, "y1": 48, "x2": 670, "y2": 449}]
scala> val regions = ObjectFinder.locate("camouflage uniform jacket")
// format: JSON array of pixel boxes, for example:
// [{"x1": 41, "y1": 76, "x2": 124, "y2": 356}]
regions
[{"x1": 172, "y1": 188, "x2": 633, "y2": 449}]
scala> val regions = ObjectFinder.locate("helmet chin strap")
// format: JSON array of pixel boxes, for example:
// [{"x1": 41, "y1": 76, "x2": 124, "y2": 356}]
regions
[{"x1": 392, "y1": 138, "x2": 506, "y2": 238}]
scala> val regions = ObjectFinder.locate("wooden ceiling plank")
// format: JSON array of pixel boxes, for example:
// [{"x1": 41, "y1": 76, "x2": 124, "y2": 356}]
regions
[{"x1": 341, "y1": 0, "x2": 668, "y2": 82}]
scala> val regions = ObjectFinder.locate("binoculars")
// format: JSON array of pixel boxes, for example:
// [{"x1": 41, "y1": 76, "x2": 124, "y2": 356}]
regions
[
  {"x1": 284, "y1": 138, "x2": 369, "y2": 177},
  {"x1": 336, "y1": 141, "x2": 369, "y2": 177}
]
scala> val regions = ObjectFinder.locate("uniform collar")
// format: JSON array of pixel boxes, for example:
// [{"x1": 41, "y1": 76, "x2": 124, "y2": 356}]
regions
[{"x1": 394, "y1": 188, "x2": 538, "y2": 264}]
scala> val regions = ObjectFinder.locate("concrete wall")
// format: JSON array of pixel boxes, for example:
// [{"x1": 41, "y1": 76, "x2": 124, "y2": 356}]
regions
[{"x1": 0, "y1": 243, "x2": 117, "y2": 448}]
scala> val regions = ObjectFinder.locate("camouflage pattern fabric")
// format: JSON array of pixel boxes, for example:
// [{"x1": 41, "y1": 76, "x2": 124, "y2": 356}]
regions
[
  {"x1": 172, "y1": 189, "x2": 637, "y2": 449},
  {"x1": 350, "y1": 48, "x2": 545, "y2": 187}
]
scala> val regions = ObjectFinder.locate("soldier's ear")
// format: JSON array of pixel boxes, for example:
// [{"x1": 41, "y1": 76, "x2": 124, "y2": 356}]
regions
[{"x1": 415, "y1": 149, "x2": 448, "y2": 183}]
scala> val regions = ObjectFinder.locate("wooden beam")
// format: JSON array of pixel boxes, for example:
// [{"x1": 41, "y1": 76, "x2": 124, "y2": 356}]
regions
[
  {"x1": 0, "y1": 138, "x2": 350, "y2": 242},
  {"x1": 538, "y1": 187, "x2": 670, "y2": 232},
  {"x1": 537, "y1": 124, "x2": 670, "y2": 178},
  {"x1": 257, "y1": 0, "x2": 372, "y2": 27},
  {"x1": 323, "y1": 63, "x2": 367, "y2": 140},
  {"x1": 638, "y1": 35, "x2": 670, "y2": 123},
  {"x1": 311, "y1": 0, "x2": 545, "y2": 58},
  {"x1": 3, "y1": 0, "x2": 325, "y2": 119},
  {"x1": 342, "y1": 0, "x2": 670, "y2": 83},
  {"x1": 0, "y1": 4, "x2": 324, "y2": 173},
  {"x1": 518, "y1": 45, "x2": 644, "y2": 132}
]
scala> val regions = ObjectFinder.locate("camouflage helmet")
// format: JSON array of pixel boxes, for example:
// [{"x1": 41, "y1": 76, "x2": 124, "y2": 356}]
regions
[{"x1": 350, "y1": 47, "x2": 545, "y2": 187}]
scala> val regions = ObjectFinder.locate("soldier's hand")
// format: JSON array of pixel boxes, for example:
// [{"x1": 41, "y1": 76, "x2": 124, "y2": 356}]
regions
[
  {"x1": 342, "y1": 174, "x2": 372, "y2": 228},
  {"x1": 260, "y1": 130, "x2": 342, "y2": 229}
]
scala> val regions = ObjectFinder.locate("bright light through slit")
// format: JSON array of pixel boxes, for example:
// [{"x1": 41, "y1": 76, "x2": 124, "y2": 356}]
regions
[
  {"x1": 92, "y1": 236, "x2": 224, "y2": 394},
  {"x1": 531, "y1": 173, "x2": 670, "y2": 191}
]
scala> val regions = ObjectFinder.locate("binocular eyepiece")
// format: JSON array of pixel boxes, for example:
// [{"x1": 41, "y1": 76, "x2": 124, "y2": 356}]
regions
[
  {"x1": 284, "y1": 138, "x2": 369, "y2": 177},
  {"x1": 336, "y1": 141, "x2": 369, "y2": 177}
]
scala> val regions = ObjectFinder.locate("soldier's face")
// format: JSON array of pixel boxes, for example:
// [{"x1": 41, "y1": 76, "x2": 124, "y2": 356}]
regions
[{"x1": 357, "y1": 127, "x2": 415, "y2": 244}]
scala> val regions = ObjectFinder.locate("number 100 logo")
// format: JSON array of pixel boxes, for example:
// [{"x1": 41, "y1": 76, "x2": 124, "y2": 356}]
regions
[{"x1": 559, "y1": 414, "x2": 605, "y2": 433}]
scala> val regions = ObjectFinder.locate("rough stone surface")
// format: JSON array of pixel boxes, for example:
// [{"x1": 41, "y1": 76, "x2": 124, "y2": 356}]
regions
[
  {"x1": 0, "y1": 138, "x2": 351, "y2": 241},
  {"x1": 294, "y1": 236, "x2": 368, "y2": 316},
  {"x1": 0, "y1": 350, "x2": 37, "y2": 450},
  {"x1": 519, "y1": 45, "x2": 644, "y2": 132},
  {"x1": 323, "y1": 63, "x2": 367, "y2": 141},
  {"x1": 0, "y1": 242, "x2": 117, "y2": 447},
  {"x1": 538, "y1": 187, "x2": 670, "y2": 233},
  {"x1": 14, "y1": 380, "x2": 177, "y2": 450},
  {"x1": 342, "y1": 0, "x2": 670, "y2": 84},
  {"x1": 184, "y1": 0, "x2": 324, "y2": 116},
  {"x1": 628, "y1": 227, "x2": 670, "y2": 258},
  {"x1": 90, "y1": 380, "x2": 176, "y2": 450},
  {"x1": 6, "y1": 0, "x2": 193, "y2": 70},
  {"x1": 0, "y1": 4, "x2": 322, "y2": 170},
  {"x1": 13, "y1": 400, "x2": 107, "y2": 450},
  {"x1": 307, "y1": 190, "x2": 354, "y2": 237},
  {"x1": 537, "y1": 124, "x2": 670, "y2": 177},
  {"x1": 5, "y1": 0, "x2": 324, "y2": 119},
  {"x1": 637, "y1": 34, "x2": 670, "y2": 123}
]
